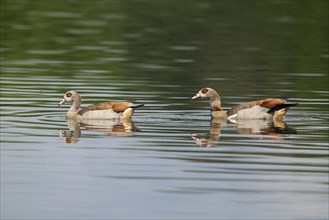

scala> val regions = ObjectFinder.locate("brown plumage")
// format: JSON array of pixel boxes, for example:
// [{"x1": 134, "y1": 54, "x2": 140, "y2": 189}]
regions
[
  {"x1": 78, "y1": 101, "x2": 138, "y2": 115},
  {"x1": 192, "y1": 87, "x2": 297, "y2": 121},
  {"x1": 58, "y1": 91, "x2": 144, "y2": 120},
  {"x1": 226, "y1": 99, "x2": 288, "y2": 116}
]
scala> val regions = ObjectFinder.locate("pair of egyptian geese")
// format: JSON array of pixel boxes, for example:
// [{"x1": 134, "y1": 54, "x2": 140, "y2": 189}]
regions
[{"x1": 59, "y1": 88, "x2": 297, "y2": 122}]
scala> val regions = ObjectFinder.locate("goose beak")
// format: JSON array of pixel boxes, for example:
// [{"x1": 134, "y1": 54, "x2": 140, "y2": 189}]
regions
[
  {"x1": 192, "y1": 93, "x2": 201, "y2": 100},
  {"x1": 58, "y1": 99, "x2": 66, "y2": 106}
]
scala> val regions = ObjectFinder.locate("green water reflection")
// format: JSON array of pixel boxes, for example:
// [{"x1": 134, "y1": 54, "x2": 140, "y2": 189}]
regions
[
  {"x1": 1, "y1": 1, "x2": 328, "y2": 219},
  {"x1": 1, "y1": 0, "x2": 328, "y2": 96}
]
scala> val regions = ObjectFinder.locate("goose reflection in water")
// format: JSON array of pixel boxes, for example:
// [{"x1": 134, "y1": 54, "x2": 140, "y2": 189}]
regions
[
  {"x1": 192, "y1": 118, "x2": 297, "y2": 147},
  {"x1": 59, "y1": 119, "x2": 135, "y2": 144},
  {"x1": 191, "y1": 118, "x2": 226, "y2": 147}
]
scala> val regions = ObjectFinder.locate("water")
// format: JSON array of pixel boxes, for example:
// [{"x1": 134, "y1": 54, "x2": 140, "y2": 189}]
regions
[{"x1": 1, "y1": 1, "x2": 328, "y2": 219}]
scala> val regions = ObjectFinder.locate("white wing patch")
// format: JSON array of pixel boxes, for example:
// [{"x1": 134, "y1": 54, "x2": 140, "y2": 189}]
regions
[
  {"x1": 228, "y1": 113, "x2": 237, "y2": 123},
  {"x1": 80, "y1": 109, "x2": 121, "y2": 119},
  {"x1": 229, "y1": 105, "x2": 271, "y2": 121}
]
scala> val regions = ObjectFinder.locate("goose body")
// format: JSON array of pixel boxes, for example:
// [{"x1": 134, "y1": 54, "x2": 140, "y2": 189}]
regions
[
  {"x1": 192, "y1": 87, "x2": 297, "y2": 121},
  {"x1": 58, "y1": 91, "x2": 143, "y2": 120}
]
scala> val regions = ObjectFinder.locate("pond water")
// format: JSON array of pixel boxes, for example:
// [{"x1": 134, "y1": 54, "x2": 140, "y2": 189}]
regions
[{"x1": 1, "y1": 1, "x2": 328, "y2": 219}]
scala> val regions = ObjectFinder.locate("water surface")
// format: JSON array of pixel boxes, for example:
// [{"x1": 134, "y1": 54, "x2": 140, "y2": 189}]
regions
[{"x1": 1, "y1": 1, "x2": 328, "y2": 219}]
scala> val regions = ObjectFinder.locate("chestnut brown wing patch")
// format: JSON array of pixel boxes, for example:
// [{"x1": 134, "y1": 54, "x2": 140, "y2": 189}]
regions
[
  {"x1": 111, "y1": 102, "x2": 135, "y2": 112},
  {"x1": 260, "y1": 99, "x2": 286, "y2": 108},
  {"x1": 78, "y1": 101, "x2": 134, "y2": 115}
]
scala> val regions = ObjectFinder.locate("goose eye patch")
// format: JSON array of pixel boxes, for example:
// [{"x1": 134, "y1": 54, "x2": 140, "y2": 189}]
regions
[
  {"x1": 66, "y1": 92, "x2": 72, "y2": 97},
  {"x1": 201, "y1": 88, "x2": 208, "y2": 94}
]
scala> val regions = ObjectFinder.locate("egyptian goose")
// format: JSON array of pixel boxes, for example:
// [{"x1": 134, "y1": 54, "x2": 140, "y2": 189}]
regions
[
  {"x1": 58, "y1": 91, "x2": 144, "y2": 120},
  {"x1": 192, "y1": 87, "x2": 297, "y2": 121}
]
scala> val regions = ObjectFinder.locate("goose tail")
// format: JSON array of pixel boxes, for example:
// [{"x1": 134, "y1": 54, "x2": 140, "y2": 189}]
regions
[{"x1": 131, "y1": 104, "x2": 144, "y2": 109}]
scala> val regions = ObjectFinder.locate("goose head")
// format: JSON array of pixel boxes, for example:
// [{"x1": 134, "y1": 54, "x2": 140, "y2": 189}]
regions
[
  {"x1": 192, "y1": 87, "x2": 219, "y2": 100},
  {"x1": 58, "y1": 91, "x2": 81, "y2": 106}
]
